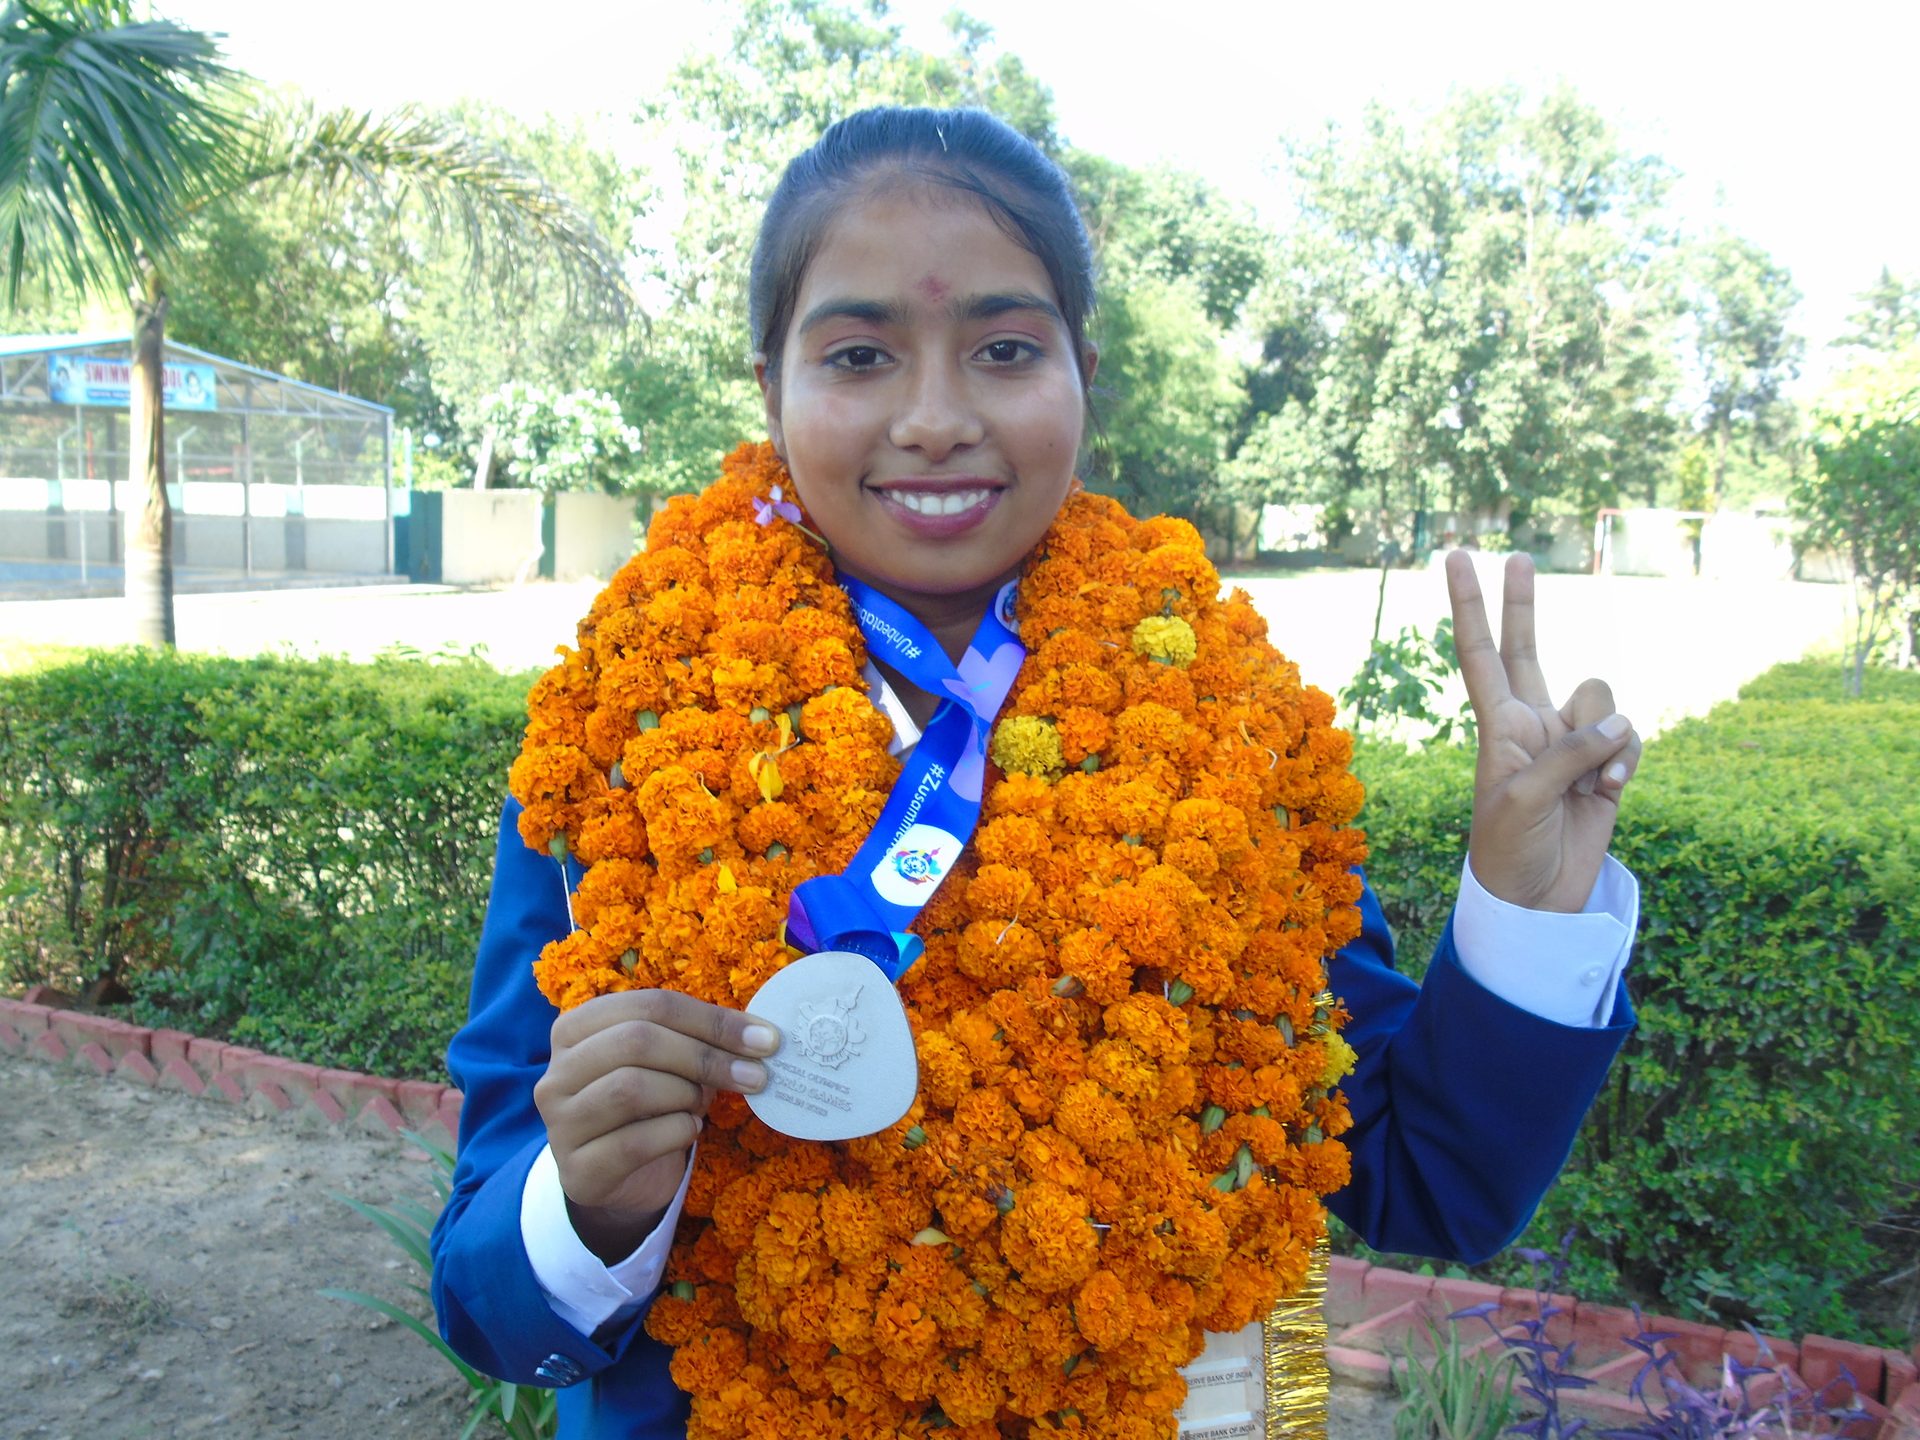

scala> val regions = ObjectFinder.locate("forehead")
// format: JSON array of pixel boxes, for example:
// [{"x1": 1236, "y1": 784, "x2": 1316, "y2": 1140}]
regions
[{"x1": 795, "y1": 184, "x2": 1060, "y2": 314}]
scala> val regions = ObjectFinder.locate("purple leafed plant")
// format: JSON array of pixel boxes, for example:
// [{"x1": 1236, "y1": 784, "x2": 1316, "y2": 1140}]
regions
[{"x1": 1447, "y1": 1233, "x2": 1871, "y2": 1440}]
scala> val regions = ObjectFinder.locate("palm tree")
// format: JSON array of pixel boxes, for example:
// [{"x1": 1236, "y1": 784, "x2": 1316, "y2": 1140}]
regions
[{"x1": 0, "y1": 1, "x2": 629, "y2": 646}]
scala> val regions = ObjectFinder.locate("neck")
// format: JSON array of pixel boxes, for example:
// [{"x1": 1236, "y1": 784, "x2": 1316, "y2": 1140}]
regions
[{"x1": 839, "y1": 567, "x2": 1009, "y2": 664}]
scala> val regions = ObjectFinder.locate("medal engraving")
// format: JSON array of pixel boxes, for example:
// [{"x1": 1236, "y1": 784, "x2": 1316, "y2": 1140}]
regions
[{"x1": 745, "y1": 950, "x2": 918, "y2": 1141}]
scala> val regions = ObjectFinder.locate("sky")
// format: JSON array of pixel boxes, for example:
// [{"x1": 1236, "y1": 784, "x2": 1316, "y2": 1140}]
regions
[{"x1": 175, "y1": 0, "x2": 1918, "y2": 393}]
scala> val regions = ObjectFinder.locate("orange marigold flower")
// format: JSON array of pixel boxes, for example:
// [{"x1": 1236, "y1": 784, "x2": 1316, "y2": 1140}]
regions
[
  {"x1": 999, "y1": 1180, "x2": 1100, "y2": 1292},
  {"x1": 956, "y1": 918, "x2": 1047, "y2": 990},
  {"x1": 932, "y1": 1354, "x2": 1002, "y2": 1427},
  {"x1": 1055, "y1": 928, "x2": 1133, "y2": 1007},
  {"x1": 572, "y1": 790, "x2": 650, "y2": 864},
  {"x1": 1052, "y1": 1079, "x2": 1138, "y2": 1156}
]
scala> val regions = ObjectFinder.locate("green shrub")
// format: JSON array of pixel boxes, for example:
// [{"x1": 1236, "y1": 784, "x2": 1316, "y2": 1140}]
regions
[
  {"x1": 0, "y1": 649, "x2": 531, "y2": 1078},
  {"x1": 1351, "y1": 738, "x2": 1476, "y2": 971},
  {"x1": 1736, "y1": 656, "x2": 1920, "y2": 706},
  {"x1": 0, "y1": 649, "x2": 234, "y2": 996},
  {"x1": 1354, "y1": 662, "x2": 1920, "y2": 1342}
]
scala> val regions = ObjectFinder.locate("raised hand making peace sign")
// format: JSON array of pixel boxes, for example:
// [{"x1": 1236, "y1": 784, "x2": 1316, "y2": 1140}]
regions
[{"x1": 1445, "y1": 550, "x2": 1643, "y2": 914}]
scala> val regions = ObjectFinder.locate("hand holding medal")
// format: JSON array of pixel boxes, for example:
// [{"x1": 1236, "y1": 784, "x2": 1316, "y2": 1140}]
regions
[{"x1": 535, "y1": 988, "x2": 783, "y2": 1262}]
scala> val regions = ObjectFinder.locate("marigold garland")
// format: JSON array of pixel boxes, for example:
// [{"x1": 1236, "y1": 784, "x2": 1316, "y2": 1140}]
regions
[{"x1": 511, "y1": 441, "x2": 1369, "y2": 1440}]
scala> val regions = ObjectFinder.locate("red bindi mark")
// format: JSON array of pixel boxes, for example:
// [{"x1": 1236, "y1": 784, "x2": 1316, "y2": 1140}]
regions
[{"x1": 915, "y1": 275, "x2": 950, "y2": 302}]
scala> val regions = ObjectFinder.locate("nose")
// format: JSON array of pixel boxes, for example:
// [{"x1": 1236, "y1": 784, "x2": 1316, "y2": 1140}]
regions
[{"x1": 889, "y1": 357, "x2": 984, "y2": 460}]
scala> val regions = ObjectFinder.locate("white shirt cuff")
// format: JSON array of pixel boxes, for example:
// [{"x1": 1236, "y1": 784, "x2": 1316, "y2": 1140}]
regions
[
  {"x1": 519, "y1": 1142, "x2": 695, "y2": 1337},
  {"x1": 1451, "y1": 856, "x2": 1638, "y2": 1028}
]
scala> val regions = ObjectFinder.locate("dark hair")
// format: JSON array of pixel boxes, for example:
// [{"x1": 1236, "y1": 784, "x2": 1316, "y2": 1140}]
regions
[{"x1": 749, "y1": 106, "x2": 1096, "y2": 386}]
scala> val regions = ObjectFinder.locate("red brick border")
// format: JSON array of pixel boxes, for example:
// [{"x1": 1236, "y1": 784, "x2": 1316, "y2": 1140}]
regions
[
  {"x1": 6, "y1": 991, "x2": 1916, "y2": 1435},
  {"x1": 1, "y1": 994, "x2": 460, "y2": 1153},
  {"x1": 1323, "y1": 1253, "x2": 1920, "y2": 1432}
]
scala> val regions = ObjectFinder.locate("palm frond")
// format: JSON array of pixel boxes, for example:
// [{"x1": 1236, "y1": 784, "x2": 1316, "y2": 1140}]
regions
[
  {"x1": 225, "y1": 99, "x2": 632, "y2": 324},
  {"x1": 0, "y1": 0, "x2": 243, "y2": 303}
]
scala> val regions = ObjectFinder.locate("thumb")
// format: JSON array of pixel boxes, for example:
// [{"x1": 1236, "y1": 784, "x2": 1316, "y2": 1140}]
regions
[{"x1": 1516, "y1": 713, "x2": 1635, "y2": 806}]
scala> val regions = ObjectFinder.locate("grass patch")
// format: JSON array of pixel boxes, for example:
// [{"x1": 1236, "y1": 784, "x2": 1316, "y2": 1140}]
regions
[{"x1": 54, "y1": 1272, "x2": 174, "y2": 1334}]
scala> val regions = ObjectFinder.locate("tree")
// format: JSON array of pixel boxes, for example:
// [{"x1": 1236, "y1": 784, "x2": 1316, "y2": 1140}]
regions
[
  {"x1": 402, "y1": 104, "x2": 646, "y2": 438},
  {"x1": 1837, "y1": 266, "x2": 1920, "y2": 355},
  {"x1": 1796, "y1": 344, "x2": 1920, "y2": 695},
  {"x1": 1688, "y1": 227, "x2": 1803, "y2": 508},
  {"x1": 163, "y1": 162, "x2": 427, "y2": 414},
  {"x1": 1239, "y1": 87, "x2": 1685, "y2": 555},
  {"x1": 0, "y1": 4, "x2": 627, "y2": 646},
  {"x1": 476, "y1": 381, "x2": 641, "y2": 499},
  {"x1": 1070, "y1": 157, "x2": 1264, "y2": 520},
  {"x1": 2, "y1": 1, "x2": 243, "y2": 645}
]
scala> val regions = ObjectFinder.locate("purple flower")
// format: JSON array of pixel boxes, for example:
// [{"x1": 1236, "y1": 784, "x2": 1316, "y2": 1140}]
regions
[{"x1": 753, "y1": 485, "x2": 803, "y2": 528}]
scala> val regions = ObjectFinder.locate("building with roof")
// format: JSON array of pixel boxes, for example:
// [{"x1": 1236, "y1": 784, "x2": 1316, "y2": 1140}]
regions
[{"x1": 1, "y1": 334, "x2": 399, "y2": 593}]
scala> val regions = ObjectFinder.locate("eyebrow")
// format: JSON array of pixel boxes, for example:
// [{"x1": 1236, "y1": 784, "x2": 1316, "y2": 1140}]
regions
[
  {"x1": 795, "y1": 298, "x2": 906, "y2": 334},
  {"x1": 795, "y1": 290, "x2": 1066, "y2": 336},
  {"x1": 960, "y1": 291, "x2": 1066, "y2": 326}
]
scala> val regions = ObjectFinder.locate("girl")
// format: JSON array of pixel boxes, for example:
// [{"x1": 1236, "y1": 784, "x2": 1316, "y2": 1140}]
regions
[{"x1": 432, "y1": 106, "x2": 1641, "y2": 1440}]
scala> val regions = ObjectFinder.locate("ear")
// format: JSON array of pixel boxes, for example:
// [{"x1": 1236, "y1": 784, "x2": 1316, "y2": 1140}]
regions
[
  {"x1": 753, "y1": 353, "x2": 785, "y2": 460},
  {"x1": 1080, "y1": 342, "x2": 1100, "y2": 389}
]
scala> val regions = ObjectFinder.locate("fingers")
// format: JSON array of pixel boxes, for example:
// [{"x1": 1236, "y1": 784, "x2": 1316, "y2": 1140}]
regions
[
  {"x1": 558, "y1": 1115, "x2": 705, "y2": 1219},
  {"x1": 1498, "y1": 553, "x2": 1553, "y2": 708},
  {"x1": 1509, "y1": 711, "x2": 1638, "y2": 810},
  {"x1": 1445, "y1": 550, "x2": 1511, "y2": 715},
  {"x1": 538, "y1": 990, "x2": 783, "y2": 1236},
  {"x1": 537, "y1": 990, "x2": 783, "y2": 1167},
  {"x1": 552, "y1": 1063, "x2": 708, "y2": 1147},
  {"x1": 1595, "y1": 728, "x2": 1643, "y2": 801},
  {"x1": 545, "y1": 1004, "x2": 777, "y2": 1108},
  {"x1": 567, "y1": 1115, "x2": 706, "y2": 1197},
  {"x1": 1560, "y1": 677, "x2": 1616, "y2": 795},
  {"x1": 552, "y1": 988, "x2": 780, "y2": 1060}
]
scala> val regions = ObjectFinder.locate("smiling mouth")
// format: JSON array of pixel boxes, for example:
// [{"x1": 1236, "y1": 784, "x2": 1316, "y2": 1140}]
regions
[{"x1": 886, "y1": 488, "x2": 995, "y2": 517}]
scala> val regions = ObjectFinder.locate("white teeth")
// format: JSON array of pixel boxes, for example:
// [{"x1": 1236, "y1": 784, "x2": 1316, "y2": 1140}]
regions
[{"x1": 893, "y1": 489, "x2": 989, "y2": 516}]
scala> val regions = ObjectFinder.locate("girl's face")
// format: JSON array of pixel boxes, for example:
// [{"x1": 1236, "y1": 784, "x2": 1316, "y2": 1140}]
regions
[{"x1": 759, "y1": 184, "x2": 1092, "y2": 631}]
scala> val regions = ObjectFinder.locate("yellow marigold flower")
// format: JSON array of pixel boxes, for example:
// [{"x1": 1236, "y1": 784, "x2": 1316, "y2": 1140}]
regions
[
  {"x1": 1321, "y1": 1030, "x2": 1359, "y2": 1087},
  {"x1": 1130, "y1": 613, "x2": 1198, "y2": 667},
  {"x1": 989, "y1": 713, "x2": 1065, "y2": 778}
]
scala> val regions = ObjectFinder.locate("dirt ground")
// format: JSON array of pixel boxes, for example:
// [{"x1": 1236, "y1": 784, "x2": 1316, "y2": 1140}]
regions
[
  {"x1": 2, "y1": 1052, "x2": 472, "y2": 1440},
  {"x1": 1, "y1": 1050, "x2": 1400, "y2": 1440}
]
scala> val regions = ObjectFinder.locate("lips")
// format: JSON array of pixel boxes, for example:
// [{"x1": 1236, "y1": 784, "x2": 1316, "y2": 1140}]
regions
[{"x1": 869, "y1": 479, "x2": 1006, "y2": 537}]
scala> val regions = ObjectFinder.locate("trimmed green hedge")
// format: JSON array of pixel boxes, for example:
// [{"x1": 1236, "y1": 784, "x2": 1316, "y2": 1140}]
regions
[
  {"x1": 1355, "y1": 662, "x2": 1920, "y2": 1342},
  {"x1": 4, "y1": 649, "x2": 1915, "y2": 1341},
  {"x1": 0, "y1": 649, "x2": 529, "y2": 1079}
]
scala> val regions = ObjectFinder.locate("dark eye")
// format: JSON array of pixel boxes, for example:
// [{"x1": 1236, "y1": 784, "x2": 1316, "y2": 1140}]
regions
[
  {"x1": 979, "y1": 340, "x2": 1032, "y2": 364},
  {"x1": 829, "y1": 345, "x2": 886, "y2": 370}
]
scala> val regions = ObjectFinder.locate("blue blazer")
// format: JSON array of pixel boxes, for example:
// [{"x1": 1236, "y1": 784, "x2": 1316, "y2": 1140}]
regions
[{"x1": 431, "y1": 800, "x2": 1633, "y2": 1440}]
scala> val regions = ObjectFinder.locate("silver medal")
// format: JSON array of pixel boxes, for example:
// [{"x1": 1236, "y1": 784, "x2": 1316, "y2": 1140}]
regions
[{"x1": 744, "y1": 950, "x2": 918, "y2": 1141}]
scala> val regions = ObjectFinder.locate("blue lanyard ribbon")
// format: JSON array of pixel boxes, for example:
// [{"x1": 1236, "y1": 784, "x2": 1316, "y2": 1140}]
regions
[{"x1": 784, "y1": 578, "x2": 1025, "y2": 981}]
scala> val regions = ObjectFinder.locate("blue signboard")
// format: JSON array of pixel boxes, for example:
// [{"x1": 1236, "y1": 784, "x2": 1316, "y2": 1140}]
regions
[{"x1": 48, "y1": 354, "x2": 218, "y2": 412}]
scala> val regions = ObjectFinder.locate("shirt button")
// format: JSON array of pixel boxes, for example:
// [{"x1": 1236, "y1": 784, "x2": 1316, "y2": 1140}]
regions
[{"x1": 1581, "y1": 966, "x2": 1603, "y2": 985}]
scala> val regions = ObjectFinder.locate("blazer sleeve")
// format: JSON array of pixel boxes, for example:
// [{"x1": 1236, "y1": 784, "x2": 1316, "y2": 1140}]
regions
[
  {"x1": 430, "y1": 799, "x2": 661, "y2": 1385},
  {"x1": 1324, "y1": 871, "x2": 1635, "y2": 1265}
]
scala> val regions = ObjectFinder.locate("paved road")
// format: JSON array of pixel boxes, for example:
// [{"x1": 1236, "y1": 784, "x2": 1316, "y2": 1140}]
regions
[{"x1": 0, "y1": 559, "x2": 1848, "y2": 736}]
